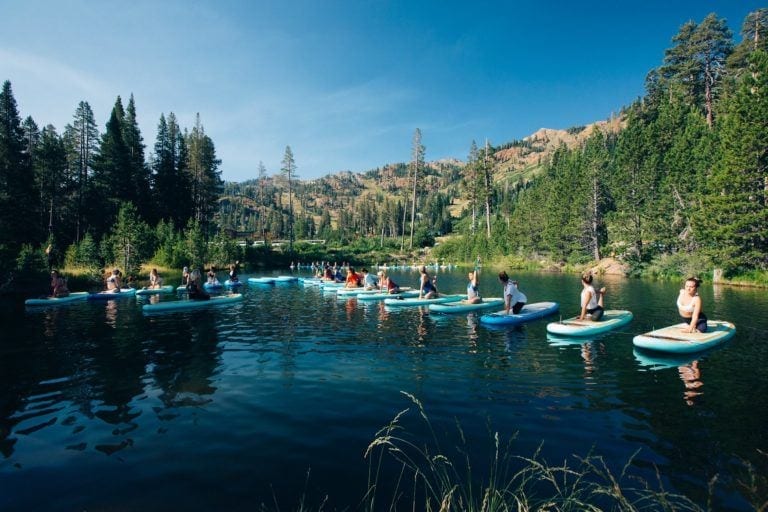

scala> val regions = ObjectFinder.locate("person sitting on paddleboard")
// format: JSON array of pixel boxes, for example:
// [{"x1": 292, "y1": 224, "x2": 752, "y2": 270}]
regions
[
  {"x1": 579, "y1": 273, "x2": 605, "y2": 321},
  {"x1": 362, "y1": 268, "x2": 378, "y2": 290},
  {"x1": 345, "y1": 267, "x2": 362, "y2": 288},
  {"x1": 187, "y1": 269, "x2": 210, "y2": 301},
  {"x1": 419, "y1": 266, "x2": 438, "y2": 299},
  {"x1": 678, "y1": 277, "x2": 707, "y2": 333},
  {"x1": 229, "y1": 263, "x2": 239, "y2": 283},
  {"x1": 499, "y1": 271, "x2": 526, "y2": 314},
  {"x1": 378, "y1": 271, "x2": 400, "y2": 294},
  {"x1": 50, "y1": 269, "x2": 70, "y2": 298},
  {"x1": 207, "y1": 266, "x2": 219, "y2": 285},
  {"x1": 466, "y1": 270, "x2": 482, "y2": 304},
  {"x1": 106, "y1": 268, "x2": 122, "y2": 292},
  {"x1": 148, "y1": 268, "x2": 163, "y2": 289}
]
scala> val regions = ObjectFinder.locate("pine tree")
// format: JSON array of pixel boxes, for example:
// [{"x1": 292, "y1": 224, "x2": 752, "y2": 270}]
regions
[
  {"x1": 34, "y1": 125, "x2": 68, "y2": 244},
  {"x1": 0, "y1": 80, "x2": 38, "y2": 266},
  {"x1": 661, "y1": 14, "x2": 733, "y2": 127},
  {"x1": 123, "y1": 94, "x2": 152, "y2": 221},
  {"x1": 482, "y1": 140, "x2": 493, "y2": 239},
  {"x1": 89, "y1": 97, "x2": 130, "y2": 240},
  {"x1": 258, "y1": 161, "x2": 268, "y2": 244},
  {"x1": 64, "y1": 101, "x2": 99, "y2": 242},
  {"x1": 187, "y1": 114, "x2": 222, "y2": 228},
  {"x1": 281, "y1": 145, "x2": 297, "y2": 253},
  {"x1": 409, "y1": 128, "x2": 425, "y2": 249}
]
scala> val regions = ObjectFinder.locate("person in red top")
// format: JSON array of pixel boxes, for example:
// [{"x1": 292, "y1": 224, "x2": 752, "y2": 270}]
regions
[{"x1": 345, "y1": 267, "x2": 362, "y2": 288}]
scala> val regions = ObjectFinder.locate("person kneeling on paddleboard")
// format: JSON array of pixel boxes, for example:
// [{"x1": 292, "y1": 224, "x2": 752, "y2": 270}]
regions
[
  {"x1": 106, "y1": 268, "x2": 122, "y2": 292},
  {"x1": 187, "y1": 269, "x2": 210, "y2": 301},
  {"x1": 677, "y1": 277, "x2": 707, "y2": 333},
  {"x1": 499, "y1": 271, "x2": 526, "y2": 314},
  {"x1": 579, "y1": 273, "x2": 605, "y2": 321},
  {"x1": 50, "y1": 270, "x2": 70, "y2": 298}
]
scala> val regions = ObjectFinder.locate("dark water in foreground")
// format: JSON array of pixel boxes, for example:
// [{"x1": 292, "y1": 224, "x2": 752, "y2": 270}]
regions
[{"x1": 1, "y1": 270, "x2": 767, "y2": 511}]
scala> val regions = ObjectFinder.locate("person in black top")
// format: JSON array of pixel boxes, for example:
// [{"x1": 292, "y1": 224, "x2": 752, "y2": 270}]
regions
[{"x1": 187, "y1": 269, "x2": 210, "y2": 301}]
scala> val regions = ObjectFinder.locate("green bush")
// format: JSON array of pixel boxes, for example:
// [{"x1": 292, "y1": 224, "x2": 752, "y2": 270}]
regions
[{"x1": 16, "y1": 244, "x2": 47, "y2": 275}]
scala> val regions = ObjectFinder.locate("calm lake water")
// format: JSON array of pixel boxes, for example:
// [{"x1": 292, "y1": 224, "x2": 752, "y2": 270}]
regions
[{"x1": 1, "y1": 269, "x2": 767, "y2": 511}]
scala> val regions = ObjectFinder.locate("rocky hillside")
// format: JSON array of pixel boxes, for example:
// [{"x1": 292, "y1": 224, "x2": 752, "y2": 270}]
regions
[
  {"x1": 219, "y1": 116, "x2": 625, "y2": 231},
  {"x1": 493, "y1": 116, "x2": 624, "y2": 185}
]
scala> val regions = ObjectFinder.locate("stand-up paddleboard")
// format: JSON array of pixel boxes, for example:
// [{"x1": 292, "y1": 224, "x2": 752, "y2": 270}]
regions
[
  {"x1": 247, "y1": 277, "x2": 275, "y2": 285},
  {"x1": 546, "y1": 310, "x2": 633, "y2": 337},
  {"x1": 318, "y1": 281, "x2": 345, "y2": 289},
  {"x1": 136, "y1": 285, "x2": 175, "y2": 296},
  {"x1": 299, "y1": 277, "x2": 323, "y2": 286},
  {"x1": 203, "y1": 282, "x2": 223, "y2": 291},
  {"x1": 274, "y1": 276, "x2": 298, "y2": 283},
  {"x1": 357, "y1": 290, "x2": 420, "y2": 302},
  {"x1": 225, "y1": 279, "x2": 243, "y2": 288},
  {"x1": 88, "y1": 288, "x2": 137, "y2": 300},
  {"x1": 632, "y1": 321, "x2": 735, "y2": 354},
  {"x1": 429, "y1": 297, "x2": 504, "y2": 314},
  {"x1": 337, "y1": 287, "x2": 411, "y2": 297},
  {"x1": 383, "y1": 294, "x2": 465, "y2": 308},
  {"x1": 25, "y1": 292, "x2": 89, "y2": 306},
  {"x1": 142, "y1": 293, "x2": 244, "y2": 314},
  {"x1": 480, "y1": 301, "x2": 560, "y2": 326}
]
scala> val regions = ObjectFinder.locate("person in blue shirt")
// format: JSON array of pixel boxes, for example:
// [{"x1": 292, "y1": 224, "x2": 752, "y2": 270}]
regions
[{"x1": 362, "y1": 268, "x2": 378, "y2": 290}]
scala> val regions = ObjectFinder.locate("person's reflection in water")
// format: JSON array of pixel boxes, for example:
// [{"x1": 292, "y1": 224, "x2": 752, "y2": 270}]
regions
[
  {"x1": 42, "y1": 308, "x2": 60, "y2": 338},
  {"x1": 377, "y1": 302, "x2": 389, "y2": 323},
  {"x1": 678, "y1": 360, "x2": 703, "y2": 406},
  {"x1": 581, "y1": 341, "x2": 596, "y2": 376},
  {"x1": 580, "y1": 341, "x2": 607, "y2": 378},
  {"x1": 503, "y1": 326, "x2": 526, "y2": 352},
  {"x1": 105, "y1": 300, "x2": 118, "y2": 328},
  {"x1": 346, "y1": 297, "x2": 357, "y2": 321},
  {"x1": 466, "y1": 314, "x2": 479, "y2": 351},
  {"x1": 416, "y1": 310, "x2": 431, "y2": 345}
]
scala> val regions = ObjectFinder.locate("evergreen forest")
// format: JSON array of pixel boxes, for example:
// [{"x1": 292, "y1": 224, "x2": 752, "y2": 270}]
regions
[{"x1": 1, "y1": 8, "x2": 767, "y2": 289}]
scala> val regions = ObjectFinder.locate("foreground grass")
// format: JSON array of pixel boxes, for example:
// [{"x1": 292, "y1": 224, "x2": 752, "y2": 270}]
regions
[{"x1": 361, "y1": 392, "x2": 707, "y2": 512}]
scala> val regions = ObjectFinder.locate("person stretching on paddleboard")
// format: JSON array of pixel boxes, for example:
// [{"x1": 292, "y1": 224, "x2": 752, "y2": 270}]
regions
[
  {"x1": 579, "y1": 273, "x2": 605, "y2": 321},
  {"x1": 678, "y1": 277, "x2": 707, "y2": 333},
  {"x1": 229, "y1": 263, "x2": 239, "y2": 283},
  {"x1": 50, "y1": 270, "x2": 70, "y2": 298},
  {"x1": 499, "y1": 271, "x2": 526, "y2": 314},
  {"x1": 362, "y1": 268, "x2": 378, "y2": 290},
  {"x1": 378, "y1": 271, "x2": 400, "y2": 294},
  {"x1": 419, "y1": 266, "x2": 438, "y2": 299},
  {"x1": 466, "y1": 270, "x2": 482, "y2": 304}
]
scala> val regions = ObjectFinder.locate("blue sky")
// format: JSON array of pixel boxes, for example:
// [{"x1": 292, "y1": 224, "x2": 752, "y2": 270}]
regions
[{"x1": 1, "y1": 1, "x2": 763, "y2": 182}]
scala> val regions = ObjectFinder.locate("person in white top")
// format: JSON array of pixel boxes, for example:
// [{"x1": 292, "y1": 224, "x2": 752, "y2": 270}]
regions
[
  {"x1": 499, "y1": 271, "x2": 526, "y2": 314},
  {"x1": 579, "y1": 273, "x2": 605, "y2": 321},
  {"x1": 677, "y1": 277, "x2": 707, "y2": 333},
  {"x1": 106, "y1": 268, "x2": 122, "y2": 292}
]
